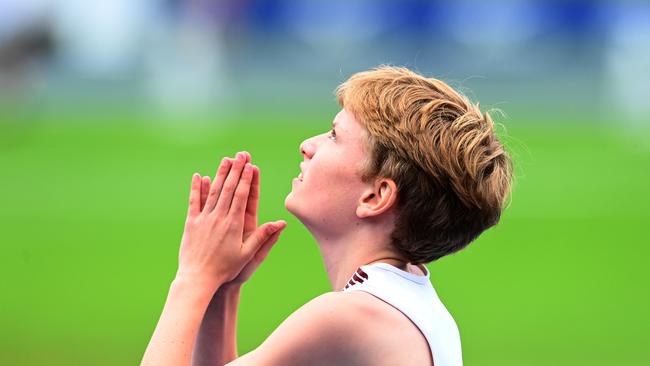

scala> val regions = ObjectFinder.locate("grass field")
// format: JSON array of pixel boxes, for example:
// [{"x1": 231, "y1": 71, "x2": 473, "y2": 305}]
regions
[{"x1": 1, "y1": 107, "x2": 648, "y2": 365}]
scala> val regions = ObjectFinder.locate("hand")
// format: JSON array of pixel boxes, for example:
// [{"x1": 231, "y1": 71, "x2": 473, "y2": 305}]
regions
[
  {"x1": 177, "y1": 152, "x2": 286, "y2": 292},
  {"x1": 199, "y1": 152, "x2": 283, "y2": 287}
]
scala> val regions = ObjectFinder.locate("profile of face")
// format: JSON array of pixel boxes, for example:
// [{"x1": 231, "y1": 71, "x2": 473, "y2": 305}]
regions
[{"x1": 285, "y1": 109, "x2": 372, "y2": 235}]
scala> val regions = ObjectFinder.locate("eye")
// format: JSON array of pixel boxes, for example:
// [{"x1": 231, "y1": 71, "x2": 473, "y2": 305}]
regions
[{"x1": 328, "y1": 128, "x2": 337, "y2": 141}]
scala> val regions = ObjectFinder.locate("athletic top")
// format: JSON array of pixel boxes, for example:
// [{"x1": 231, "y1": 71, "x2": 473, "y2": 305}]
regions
[{"x1": 342, "y1": 262, "x2": 463, "y2": 366}]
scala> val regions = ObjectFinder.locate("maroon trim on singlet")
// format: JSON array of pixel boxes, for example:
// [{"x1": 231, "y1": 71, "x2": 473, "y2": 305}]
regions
[
  {"x1": 344, "y1": 268, "x2": 370, "y2": 290},
  {"x1": 357, "y1": 268, "x2": 369, "y2": 279}
]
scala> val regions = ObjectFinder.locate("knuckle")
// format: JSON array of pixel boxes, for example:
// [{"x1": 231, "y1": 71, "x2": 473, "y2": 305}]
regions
[
  {"x1": 223, "y1": 216, "x2": 236, "y2": 228},
  {"x1": 225, "y1": 181, "x2": 237, "y2": 192},
  {"x1": 218, "y1": 161, "x2": 230, "y2": 173},
  {"x1": 185, "y1": 217, "x2": 196, "y2": 227}
]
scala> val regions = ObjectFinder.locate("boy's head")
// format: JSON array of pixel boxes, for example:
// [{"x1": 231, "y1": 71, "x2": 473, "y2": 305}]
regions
[{"x1": 335, "y1": 66, "x2": 513, "y2": 264}]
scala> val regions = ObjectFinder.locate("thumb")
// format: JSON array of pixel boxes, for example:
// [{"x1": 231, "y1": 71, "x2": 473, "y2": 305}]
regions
[
  {"x1": 244, "y1": 220, "x2": 286, "y2": 257},
  {"x1": 252, "y1": 226, "x2": 284, "y2": 264}
]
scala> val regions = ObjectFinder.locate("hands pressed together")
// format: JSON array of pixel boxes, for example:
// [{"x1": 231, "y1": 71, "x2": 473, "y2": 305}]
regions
[
  {"x1": 141, "y1": 151, "x2": 286, "y2": 366},
  {"x1": 176, "y1": 151, "x2": 286, "y2": 293}
]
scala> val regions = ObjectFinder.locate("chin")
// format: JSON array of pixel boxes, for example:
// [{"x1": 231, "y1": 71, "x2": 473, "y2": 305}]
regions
[
  {"x1": 284, "y1": 192, "x2": 297, "y2": 215},
  {"x1": 284, "y1": 192, "x2": 311, "y2": 227}
]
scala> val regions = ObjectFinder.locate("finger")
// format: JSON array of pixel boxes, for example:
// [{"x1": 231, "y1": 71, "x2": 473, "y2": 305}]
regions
[
  {"x1": 187, "y1": 173, "x2": 201, "y2": 217},
  {"x1": 214, "y1": 154, "x2": 247, "y2": 216},
  {"x1": 200, "y1": 176, "x2": 211, "y2": 211},
  {"x1": 203, "y1": 157, "x2": 232, "y2": 213},
  {"x1": 244, "y1": 165, "x2": 260, "y2": 233},
  {"x1": 242, "y1": 151, "x2": 251, "y2": 164},
  {"x1": 227, "y1": 163, "x2": 254, "y2": 225},
  {"x1": 243, "y1": 221, "x2": 286, "y2": 257}
]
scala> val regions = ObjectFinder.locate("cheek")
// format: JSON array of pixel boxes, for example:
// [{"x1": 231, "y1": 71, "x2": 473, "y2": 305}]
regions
[
  {"x1": 310, "y1": 161, "x2": 353, "y2": 189},
  {"x1": 308, "y1": 163, "x2": 363, "y2": 205},
  {"x1": 287, "y1": 157, "x2": 367, "y2": 225}
]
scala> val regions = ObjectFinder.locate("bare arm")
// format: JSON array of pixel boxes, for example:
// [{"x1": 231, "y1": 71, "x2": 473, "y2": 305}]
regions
[
  {"x1": 192, "y1": 153, "x2": 281, "y2": 366},
  {"x1": 225, "y1": 292, "x2": 366, "y2": 366},
  {"x1": 191, "y1": 172, "x2": 244, "y2": 366},
  {"x1": 141, "y1": 154, "x2": 285, "y2": 366},
  {"x1": 192, "y1": 284, "x2": 242, "y2": 366},
  {"x1": 142, "y1": 278, "x2": 216, "y2": 365}
]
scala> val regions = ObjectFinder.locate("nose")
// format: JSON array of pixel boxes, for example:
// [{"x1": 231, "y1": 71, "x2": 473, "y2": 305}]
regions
[{"x1": 300, "y1": 135, "x2": 318, "y2": 160}]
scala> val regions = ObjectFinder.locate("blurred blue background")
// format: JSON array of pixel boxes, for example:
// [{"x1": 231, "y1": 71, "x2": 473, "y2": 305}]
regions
[
  {"x1": 2, "y1": 0, "x2": 649, "y2": 121},
  {"x1": 1, "y1": 1, "x2": 649, "y2": 365}
]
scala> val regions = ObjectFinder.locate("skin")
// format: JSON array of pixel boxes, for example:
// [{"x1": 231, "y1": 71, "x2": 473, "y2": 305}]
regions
[
  {"x1": 141, "y1": 109, "x2": 432, "y2": 366},
  {"x1": 141, "y1": 152, "x2": 286, "y2": 365},
  {"x1": 285, "y1": 108, "x2": 418, "y2": 291}
]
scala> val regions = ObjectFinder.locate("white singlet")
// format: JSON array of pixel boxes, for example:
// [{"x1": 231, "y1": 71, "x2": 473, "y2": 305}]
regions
[{"x1": 342, "y1": 262, "x2": 463, "y2": 366}]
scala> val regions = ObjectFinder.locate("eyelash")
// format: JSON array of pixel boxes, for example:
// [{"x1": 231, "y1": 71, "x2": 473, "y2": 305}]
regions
[{"x1": 328, "y1": 128, "x2": 337, "y2": 141}]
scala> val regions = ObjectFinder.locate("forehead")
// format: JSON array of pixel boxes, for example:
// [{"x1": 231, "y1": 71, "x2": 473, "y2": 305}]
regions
[
  {"x1": 333, "y1": 109, "x2": 363, "y2": 135},
  {"x1": 333, "y1": 109, "x2": 370, "y2": 157}
]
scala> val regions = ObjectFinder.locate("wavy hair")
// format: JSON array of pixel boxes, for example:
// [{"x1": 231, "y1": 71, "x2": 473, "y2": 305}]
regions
[{"x1": 336, "y1": 66, "x2": 513, "y2": 264}]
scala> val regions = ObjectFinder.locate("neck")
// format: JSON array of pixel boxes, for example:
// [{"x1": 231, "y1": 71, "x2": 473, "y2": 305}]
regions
[{"x1": 309, "y1": 223, "x2": 408, "y2": 291}]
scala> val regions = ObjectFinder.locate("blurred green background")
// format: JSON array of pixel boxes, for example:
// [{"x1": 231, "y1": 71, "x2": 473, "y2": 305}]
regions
[
  {"x1": 1, "y1": 106, "x2": 648, "y2": 366},
  {"x1": 2, "y1": 1, "x2": 650, "y2": 365}
]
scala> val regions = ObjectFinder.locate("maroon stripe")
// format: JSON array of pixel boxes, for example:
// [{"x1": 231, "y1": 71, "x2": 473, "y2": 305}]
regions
[
  {"x1": 348, "y1": 279, "x2": 355, "y2": 286},
  {"x1": 352, "y1": 273, "x2": 364, "y2": 283},
  {"x1": 357, "y1": 268, "x2": 369, "y2": 279}
]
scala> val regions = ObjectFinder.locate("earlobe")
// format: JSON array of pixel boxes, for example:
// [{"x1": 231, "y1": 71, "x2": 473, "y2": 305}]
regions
[{"x1": 356, "y1": 179, "x2": 397, "y2": 219}]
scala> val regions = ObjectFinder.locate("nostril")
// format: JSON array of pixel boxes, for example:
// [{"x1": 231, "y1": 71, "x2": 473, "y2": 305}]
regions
[{"x1": 300, "y1": 141, "x2": 311, "y2": 158}]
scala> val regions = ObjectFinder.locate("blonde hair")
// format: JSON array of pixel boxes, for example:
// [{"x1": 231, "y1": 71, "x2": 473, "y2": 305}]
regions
[{"x1": 336, "y1": 66, "x2": 513, "y2": 264}]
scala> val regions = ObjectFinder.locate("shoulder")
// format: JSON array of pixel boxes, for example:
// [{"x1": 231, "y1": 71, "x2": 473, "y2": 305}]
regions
[
  {"x1": 227, "y1": 291, "x2": 385, "y2": 365},
  {"x1": 285, "y1": 290, "x2": 388, "y2": 325}
]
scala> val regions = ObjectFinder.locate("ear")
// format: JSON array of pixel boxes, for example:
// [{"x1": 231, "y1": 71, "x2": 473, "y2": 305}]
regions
[{"x1": 356, "y1": 178, "x2": 398, "y2": 219}]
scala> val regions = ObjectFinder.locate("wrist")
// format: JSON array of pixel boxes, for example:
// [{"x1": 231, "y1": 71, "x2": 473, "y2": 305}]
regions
[
  {"x1": 171, "y1": 275, "x2": 224, "y2": 298},
  {"x1": 205, "y1": 281, "x2": 242, "y2": 315},
  {"x1": 219, "y1": 282, "x2": 243, "y2": 293}
]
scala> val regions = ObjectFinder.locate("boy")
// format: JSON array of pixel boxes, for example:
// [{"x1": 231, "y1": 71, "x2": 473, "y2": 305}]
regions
[{"x1": 142, "y1": 66, "x2": 513, "y2": 365}]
